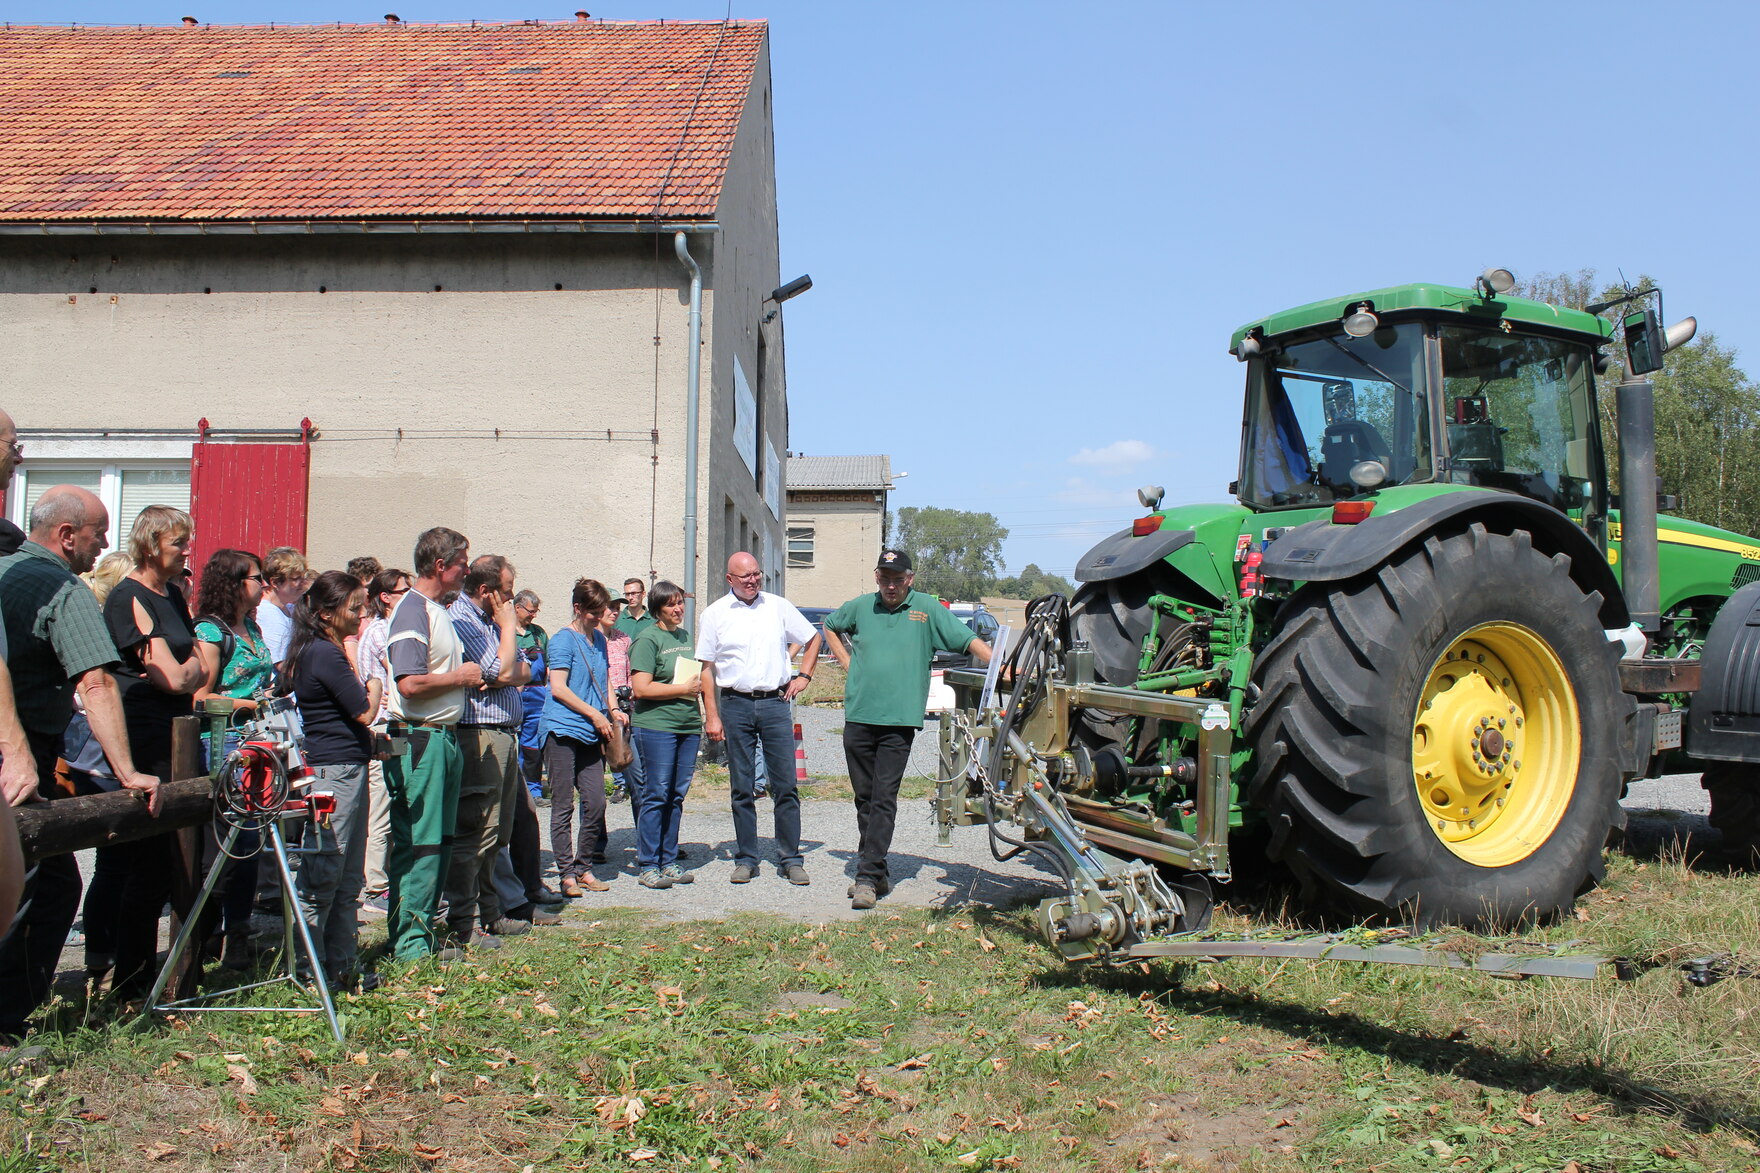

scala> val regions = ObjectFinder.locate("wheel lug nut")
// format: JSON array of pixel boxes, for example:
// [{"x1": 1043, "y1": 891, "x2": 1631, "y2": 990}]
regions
[{"x1": 1498, "y1": 718, "x2": 1506, "y2": 728}]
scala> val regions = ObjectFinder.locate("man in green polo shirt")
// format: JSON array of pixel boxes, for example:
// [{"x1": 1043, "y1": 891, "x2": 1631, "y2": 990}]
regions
[
  {"x1": 822, "y1": 550, "x2": 990, "y2": 910},
  {"x1": 0, "y1": 485, "x2": 161, "y2": 1038}
]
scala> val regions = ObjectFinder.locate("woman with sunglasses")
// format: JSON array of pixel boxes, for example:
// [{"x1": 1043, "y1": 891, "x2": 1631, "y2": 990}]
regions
[{"x1": 191, "y1": 548, "x2": 279, "y2": 969}]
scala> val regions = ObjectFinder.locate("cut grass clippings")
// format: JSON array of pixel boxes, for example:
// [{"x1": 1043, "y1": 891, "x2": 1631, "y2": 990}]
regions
[{"x1": 7, "y1": 842, "x2": 1760, "y2": 1170}]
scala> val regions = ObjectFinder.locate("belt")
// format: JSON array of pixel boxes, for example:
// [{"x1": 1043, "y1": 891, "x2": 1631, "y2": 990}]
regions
[
  {"x1": 400, "y1": 718, "x2": 456, "y2": 732},
  {"x1": 721, "y1": 686, "x2": 787, "y2": 700},
  {"x1": 458, "y1": 722, "x2": 517, "y2": 731}
]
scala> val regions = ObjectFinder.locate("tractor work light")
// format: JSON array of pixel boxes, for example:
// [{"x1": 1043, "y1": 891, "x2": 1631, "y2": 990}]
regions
[
  {"x1": 1136, "y1": 485, "x2": 1166, "y2": 510},
  {"x1": 1348, "y1": 459, "x2": 1388, "y2": 489},
  {"x1": 1341, "y1": 304, "x2": 1379, "y2": 337},
  {"x1": 1477, "y1": 267, "x2": 1517, "y2": 297}
]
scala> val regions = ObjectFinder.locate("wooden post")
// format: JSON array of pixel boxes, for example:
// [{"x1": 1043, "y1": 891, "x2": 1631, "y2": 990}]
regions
[{"x1": 165, "y1": 715, "x2": 207, "y2": 999}]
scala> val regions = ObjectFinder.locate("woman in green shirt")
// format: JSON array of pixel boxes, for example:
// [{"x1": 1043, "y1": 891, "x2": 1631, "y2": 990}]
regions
[
  {"x1": 628, "y1": 581, "x2": 704, "y2": 889},
  {"x1": 190, "y1": 547, "x2": 278, "y2": 968}
]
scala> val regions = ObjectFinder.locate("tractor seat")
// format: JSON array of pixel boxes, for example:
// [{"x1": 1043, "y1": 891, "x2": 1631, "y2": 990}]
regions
[{"x1": 1318, "y1": 419, "x2": 1393, "y2": 490}]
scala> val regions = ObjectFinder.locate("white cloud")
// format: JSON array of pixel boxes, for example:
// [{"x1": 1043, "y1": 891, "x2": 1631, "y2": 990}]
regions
[
  {"x1": 1053, "y1": 477, "x2": 1130, "y2": 507},
  {"x1": 1069, "y1": 439, "x2": 1155, "y2": 470}
]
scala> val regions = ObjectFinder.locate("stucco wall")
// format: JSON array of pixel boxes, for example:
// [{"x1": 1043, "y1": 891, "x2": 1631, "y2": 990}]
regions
[
  {"x1": 1, "y1": 229, "x2": 726, "y2": 621},
  {"x1": 784, "y1": 492, "x2": 887, "y2": 608},
  {"x1": 703, "y1": 40, "x2": 786, "y2": 600}
]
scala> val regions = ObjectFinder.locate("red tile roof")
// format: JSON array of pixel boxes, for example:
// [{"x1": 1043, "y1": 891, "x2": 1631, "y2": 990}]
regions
[{"x1": 0, "y1": 20, "x2": 764, "y2": 222}]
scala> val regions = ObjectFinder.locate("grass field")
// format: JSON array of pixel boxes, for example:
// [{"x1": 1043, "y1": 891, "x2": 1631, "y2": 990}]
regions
[{"x1": 6, "y1": 834, "x2": 1760, "y2": 1172}]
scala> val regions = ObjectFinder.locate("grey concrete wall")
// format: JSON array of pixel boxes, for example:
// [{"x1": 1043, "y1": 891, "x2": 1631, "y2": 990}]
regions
[
  {"x1": 1, "y1": 229, "x2": 717, "y2": 622},
  {"x1": 702, "y1": 41, "x2": 786, "y2": 601}
]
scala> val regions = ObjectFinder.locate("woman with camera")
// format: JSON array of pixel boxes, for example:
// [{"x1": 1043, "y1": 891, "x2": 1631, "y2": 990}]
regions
[
  {"x1": 284, "y1": 570, "x2": 381, "y2": 991},
  {"x1": 93, "y1": 506, "x2": 206, "y2": 998},
  {"x1": 628, "y1": 581, "x2": 704, "y2": 891}
]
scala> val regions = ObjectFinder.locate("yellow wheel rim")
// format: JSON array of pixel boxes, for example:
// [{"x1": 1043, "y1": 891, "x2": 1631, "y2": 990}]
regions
[{"x1": 1411, "y1": 622, "x2": 1580, "y2": 866}]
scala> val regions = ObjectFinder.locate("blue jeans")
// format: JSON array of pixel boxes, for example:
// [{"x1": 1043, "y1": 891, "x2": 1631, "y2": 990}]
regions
[
  {"x1": 631, "y1": 728, "x2": 701, "y2": 870},
  {"x1": 719, "y1": 692, "x2": 800, "y2": 869}
]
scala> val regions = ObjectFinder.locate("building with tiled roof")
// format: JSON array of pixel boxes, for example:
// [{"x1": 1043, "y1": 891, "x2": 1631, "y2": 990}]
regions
[
  {"x1": 1, "y1": 17, "x2": 798, "y2": 613},
  {"x1": 786, "y1": 453, "x2": 896, "y2": 607}
]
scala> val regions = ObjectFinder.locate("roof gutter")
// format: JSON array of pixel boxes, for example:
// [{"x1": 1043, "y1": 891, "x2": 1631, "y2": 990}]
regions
[{"x1": 0, "y1": 218, "x2": 719, "y2": 236}]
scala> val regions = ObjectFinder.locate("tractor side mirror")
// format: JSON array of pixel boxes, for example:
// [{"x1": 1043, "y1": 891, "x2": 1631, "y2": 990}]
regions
[{"x1": 1624, "y1": 309, "x2": 1665, "y2": 375}]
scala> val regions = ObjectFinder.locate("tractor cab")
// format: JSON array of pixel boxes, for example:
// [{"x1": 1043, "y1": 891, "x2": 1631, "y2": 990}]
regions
[{"x1": 1233, "y1": 281, "x2": 1612, "y2": 528}]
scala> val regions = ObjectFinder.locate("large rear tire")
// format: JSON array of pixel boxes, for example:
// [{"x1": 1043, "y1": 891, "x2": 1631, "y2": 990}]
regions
[{"x1": 1242, "y1": 525, "x2": 1627, "y2": 927}]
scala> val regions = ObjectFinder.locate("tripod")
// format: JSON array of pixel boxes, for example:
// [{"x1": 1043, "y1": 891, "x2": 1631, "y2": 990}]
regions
[{"x1": 140, "y1": 704, "x2": 343, "y2": 1042}]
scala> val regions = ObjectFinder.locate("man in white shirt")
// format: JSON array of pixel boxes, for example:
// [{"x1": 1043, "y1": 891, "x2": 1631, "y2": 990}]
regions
[{"x1": 697, "y1": 551, "x2": 821, "y2": 885}]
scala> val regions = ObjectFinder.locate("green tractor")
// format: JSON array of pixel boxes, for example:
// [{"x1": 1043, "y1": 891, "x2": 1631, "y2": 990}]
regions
[{"x1": 939, "y1": 271, "x2": 1760, "y2": 958}]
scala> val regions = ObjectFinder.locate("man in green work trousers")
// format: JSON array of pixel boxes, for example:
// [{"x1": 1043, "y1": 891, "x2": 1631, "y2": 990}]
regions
[
  {"x1": 822, "y1": 550, "x2": 991, "y2": 909},
  {"x1": 384, "y1": 526, "x2": 481, "y2": 961}
]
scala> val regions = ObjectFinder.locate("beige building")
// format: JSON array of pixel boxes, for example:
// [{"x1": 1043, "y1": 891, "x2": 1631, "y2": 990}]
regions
[
  {"x1": 0, "y1": 19, "x2": 796, "y2": 619},
  {"x1": 784, "y1": 455, "x2": 894, "y2": 608}
]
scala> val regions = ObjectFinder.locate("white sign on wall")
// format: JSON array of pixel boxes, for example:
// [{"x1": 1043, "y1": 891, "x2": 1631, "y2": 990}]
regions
[
  {"x1": 733, "y1": 355, "x2": 758, "y2": 477},
  {"x1": 763, "y1": 439, "x2": 781, "y2": 519}
]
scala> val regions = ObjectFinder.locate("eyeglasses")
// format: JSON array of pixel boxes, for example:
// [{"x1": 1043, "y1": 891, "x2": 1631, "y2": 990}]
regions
[
  {"x1": 5, "y1": 441, "x2": 21, "y2": 461},
  {"x1": 243, "y1": 574, "x2": 267, "y2": 583},
  {"x1": 623, "y1": 589, "x2": 643, "y2": 597},
  {"x1": 729, "y1": 571, "x2": 763, "y2": 582}
]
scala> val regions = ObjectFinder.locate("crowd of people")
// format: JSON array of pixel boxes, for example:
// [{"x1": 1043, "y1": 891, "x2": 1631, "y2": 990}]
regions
[{"x1": 0, "y1": 405, "x2": 992, "y2": 1042}]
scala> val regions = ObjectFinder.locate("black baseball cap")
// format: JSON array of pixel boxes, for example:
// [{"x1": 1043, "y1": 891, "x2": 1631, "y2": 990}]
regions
[{"x1": 876, "y1": 549, "x2": 913, "y2": 573}]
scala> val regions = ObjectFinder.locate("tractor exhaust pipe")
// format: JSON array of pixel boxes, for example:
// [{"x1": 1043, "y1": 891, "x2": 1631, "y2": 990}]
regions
[{"x1": 1617, "y1": 373, "x2": 1661, "y2": 634}]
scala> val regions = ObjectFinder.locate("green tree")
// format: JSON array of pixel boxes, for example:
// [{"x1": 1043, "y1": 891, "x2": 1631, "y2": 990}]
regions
[
  {"x1": 887, "y1": 506, "x2": 1007, "y2": 601},
  {"x1": 1520, "y1": 270, "x2": 1760, "y2": 539},
  {"x1": 994, "y1": 562, "x2": 1076, "y2": 600}
]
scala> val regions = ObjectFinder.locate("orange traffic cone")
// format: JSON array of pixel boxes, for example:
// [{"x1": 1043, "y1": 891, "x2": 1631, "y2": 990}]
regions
[{"x1": 794, "y1": 722, "x2": 809, "y2": 784}]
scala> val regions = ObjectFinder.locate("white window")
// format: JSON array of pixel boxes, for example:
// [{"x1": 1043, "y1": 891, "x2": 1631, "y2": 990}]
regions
[
  {"x1": 787, "y1": 524, "x2": 815, "y2": 569},
  {"x1": 11, "y1": 461, "x2": 191, "y2": 554}
]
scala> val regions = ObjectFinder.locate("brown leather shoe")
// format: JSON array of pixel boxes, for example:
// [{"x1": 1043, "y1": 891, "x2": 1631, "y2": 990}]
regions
[
  {"x1": 579, "y1": 874, "x2": 612, "y2": 892},
  {"x1": 560, "y1": 876, "x2": 585, "y2": 898}
]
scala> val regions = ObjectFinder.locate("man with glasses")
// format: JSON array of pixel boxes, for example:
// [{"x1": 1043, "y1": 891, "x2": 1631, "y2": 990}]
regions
[
  {"x1": 615, "y1": 578, "x2": 655, "y2": 638},
  {"x1": 696, "y1": 552, "x2": 821, "y2": 885},
  {"x1": 0, "y1": 485, "x2": 161, "y2": 1037},
  {"x1": 445, "y1": 554, "x2": 532, "y2": 950}
]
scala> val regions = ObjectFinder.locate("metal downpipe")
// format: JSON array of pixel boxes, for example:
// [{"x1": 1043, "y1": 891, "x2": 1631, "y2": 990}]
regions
[{"x1": 675, "y1": 231, "x2": 703, "y2": 629}]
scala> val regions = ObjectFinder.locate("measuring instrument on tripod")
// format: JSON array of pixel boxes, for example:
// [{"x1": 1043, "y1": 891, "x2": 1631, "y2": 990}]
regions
[{"x1": 141, "y1": 695, "x2": 364, "y2": 1040}]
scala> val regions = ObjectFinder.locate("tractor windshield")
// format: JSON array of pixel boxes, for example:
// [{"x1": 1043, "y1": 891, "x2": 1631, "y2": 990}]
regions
[
  {"x1": 1240, "y1": 322, "x2": 1431, "y2": 508},
  {"x1": 1437, "y1": 326, "x2": 1600, "y2": 514}
]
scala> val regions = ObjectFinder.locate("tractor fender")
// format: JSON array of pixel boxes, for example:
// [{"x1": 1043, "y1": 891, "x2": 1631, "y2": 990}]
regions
[
  {"x1": 1075, "y1": 526, "x2": 1194, "y2": 583},
  {"x1": 1686, "y1": 581, "x2": 1760, "y2": 764},
  {"x1": 1259, "y1": 491, "x2": 1629, "y2": 628}
]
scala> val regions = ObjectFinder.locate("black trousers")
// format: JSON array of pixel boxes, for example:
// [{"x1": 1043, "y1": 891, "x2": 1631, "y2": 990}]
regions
[
  {"x1": 841, "y1": 722, "x2": 917, "y2": 887},
  {"x1": 0, "y1": 729, "x2": 81, "y2": 1037},
  {"x1": 510, "y1": 784, "x2": 544, "y2": 898}
]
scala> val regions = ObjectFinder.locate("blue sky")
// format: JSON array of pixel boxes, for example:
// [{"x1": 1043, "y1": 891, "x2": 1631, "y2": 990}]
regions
[{"x1": 21, "y1": 1, "x2": 1760, "y2": 579}]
